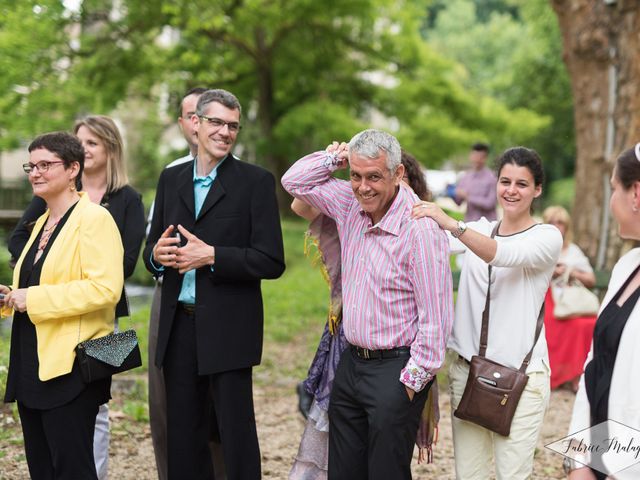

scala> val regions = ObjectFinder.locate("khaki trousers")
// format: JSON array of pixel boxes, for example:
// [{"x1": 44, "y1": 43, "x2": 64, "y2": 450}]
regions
[{"x1": 449, "y1": 356, "x2": 550, "y2": 480}]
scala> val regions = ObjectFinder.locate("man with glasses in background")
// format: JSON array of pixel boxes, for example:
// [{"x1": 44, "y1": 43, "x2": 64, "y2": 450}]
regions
[{"x1": 144, "y1": 89, "x2": 285, "y2": 479}]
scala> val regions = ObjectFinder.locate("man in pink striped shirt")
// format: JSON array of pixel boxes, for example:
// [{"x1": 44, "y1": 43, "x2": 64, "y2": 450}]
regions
[{"x1": 282, "y1": 129, "x2": 454, "y2": 479}]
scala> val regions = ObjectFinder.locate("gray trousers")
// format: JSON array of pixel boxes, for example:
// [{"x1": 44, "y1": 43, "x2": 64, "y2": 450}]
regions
[
  {"x1": 148, "y1": 284, "x2": 226, "y2": 480},
  {"x1": 94, "y1": 404, "x2": 109, "y2": 479}
]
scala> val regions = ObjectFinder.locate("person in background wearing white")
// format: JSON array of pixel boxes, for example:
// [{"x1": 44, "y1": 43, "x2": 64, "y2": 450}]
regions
[
  {"x1": 542, "y1": 205, "x2": 596, "y2": 393},
  {"x1": 413, "y1": 146, "x2": 562, "y2": 480}
]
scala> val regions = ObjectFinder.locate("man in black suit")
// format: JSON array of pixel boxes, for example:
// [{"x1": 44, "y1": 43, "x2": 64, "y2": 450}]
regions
[{"x1": 144, "y1": 88, "x2": 285, "y2": 479}]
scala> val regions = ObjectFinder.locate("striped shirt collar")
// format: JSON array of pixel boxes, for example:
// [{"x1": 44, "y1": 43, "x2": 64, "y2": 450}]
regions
[{"x1": 358, "y1": 184, "x2": 411, "y2": 237}]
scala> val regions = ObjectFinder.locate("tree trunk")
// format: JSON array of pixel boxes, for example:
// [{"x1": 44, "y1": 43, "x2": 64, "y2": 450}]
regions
[
  {"x1": 254, "y1": 27, "x2": 292, "y2": 212},
  {"x1": 551, "y1": 0, "x2": 640, "y2": 269}
]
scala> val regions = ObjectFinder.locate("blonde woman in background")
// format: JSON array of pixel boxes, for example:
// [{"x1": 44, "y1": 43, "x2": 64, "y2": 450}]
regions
[{"x1": 542, "y1": 206, "x2": 596, "y2": 393}]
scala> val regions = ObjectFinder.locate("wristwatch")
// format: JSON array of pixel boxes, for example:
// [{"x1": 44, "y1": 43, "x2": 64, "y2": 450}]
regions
[{"x1": 451, "y1": 220, "x2": 467, "y2": 239}]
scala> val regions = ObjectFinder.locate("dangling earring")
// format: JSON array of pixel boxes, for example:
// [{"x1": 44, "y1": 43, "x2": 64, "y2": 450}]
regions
[{"x1": 69, "y1": 182, "x2": 76, "y2": 192}]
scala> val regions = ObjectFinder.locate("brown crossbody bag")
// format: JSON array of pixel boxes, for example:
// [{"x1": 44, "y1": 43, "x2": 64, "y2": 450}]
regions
[{"x1": 453, "y1": 222, "x2": 544, "y2": 437}]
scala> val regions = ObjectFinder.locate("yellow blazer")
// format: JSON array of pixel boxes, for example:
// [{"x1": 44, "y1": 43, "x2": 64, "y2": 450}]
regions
[{"x1": 2, "y1": 192, "x2": 124, "y2": 381}]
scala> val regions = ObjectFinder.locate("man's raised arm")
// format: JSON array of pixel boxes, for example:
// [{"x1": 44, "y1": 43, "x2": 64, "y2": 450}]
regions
[{"x1": 281, "y1": 143, "x2": 352, "y2": 222}]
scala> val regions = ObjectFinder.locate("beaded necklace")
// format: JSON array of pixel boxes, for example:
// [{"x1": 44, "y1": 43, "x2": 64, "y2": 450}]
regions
[{"x1": 35, "y1": 219, "x2": 60, "y2": 262}]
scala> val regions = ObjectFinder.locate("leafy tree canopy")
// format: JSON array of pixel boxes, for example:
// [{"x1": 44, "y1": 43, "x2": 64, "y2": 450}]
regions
[
  {"x1": 0, "y1": 0, "x2": 551, "y2": 191},
  {"x1": 425, "y1": 0, "x2": 574, "y2": 177}
]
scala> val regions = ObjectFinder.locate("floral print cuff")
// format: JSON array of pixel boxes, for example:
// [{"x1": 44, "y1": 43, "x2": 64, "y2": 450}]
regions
[
  {"x1": 322, "y1": 151, "x2": 343, "y2": 172},
  {"x1": 400, "y1": 357, "x2": 432, "y2": 392}
]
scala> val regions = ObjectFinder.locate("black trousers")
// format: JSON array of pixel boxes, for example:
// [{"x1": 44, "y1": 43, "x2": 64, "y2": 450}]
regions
[
  {"x1": 163, "y1": 308, "x2": 260, "y2": 480},
  {"x1": 18, "y1": 388, "x2": 100, "y2": 480},
  {"x1": 328, "y1": 348, "x2": 430, "y2": 480},
  {"x1": 149, "y1": 288, "x2": 227, "y2": 480}
]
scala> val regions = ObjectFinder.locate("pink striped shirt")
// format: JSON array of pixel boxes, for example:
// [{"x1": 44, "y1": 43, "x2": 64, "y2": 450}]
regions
[{"x1": 282, "y1": 151, "x2": 454, "y2": 391}]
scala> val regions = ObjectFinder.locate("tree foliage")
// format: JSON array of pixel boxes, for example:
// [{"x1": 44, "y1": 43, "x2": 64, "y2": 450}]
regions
[
  {"x1": 0, "y1": 0, "x2": 552, "y2": 200},
  {"x1": 425, "y1": 0, "x2": 574, "y2": 179},
  {"x1": 0, "y1": 1, "x2": 74, "y2": 149}
]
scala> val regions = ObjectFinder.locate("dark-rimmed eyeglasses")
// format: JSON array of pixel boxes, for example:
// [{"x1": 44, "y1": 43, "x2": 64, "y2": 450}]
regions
[
  {"x1": 23, "y1": 161, "x2": 65, "y2": 174},
  {"x1": 199, "y1": 115, "x2": 242, "y2": 133}
]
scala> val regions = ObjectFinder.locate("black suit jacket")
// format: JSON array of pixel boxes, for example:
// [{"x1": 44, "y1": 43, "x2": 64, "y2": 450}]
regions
[{"x1": 143, "y1": 155, "x2": 285, "y2": 374}]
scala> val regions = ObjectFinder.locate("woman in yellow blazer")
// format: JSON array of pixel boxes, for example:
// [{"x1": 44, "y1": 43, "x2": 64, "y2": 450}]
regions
[{"x1": 0, "y1": 131, "x2": 123, "y2": 480}]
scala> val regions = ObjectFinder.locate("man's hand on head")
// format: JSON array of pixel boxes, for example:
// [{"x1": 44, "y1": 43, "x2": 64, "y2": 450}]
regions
[
  {"x1": 326, "y1": 141, "x2": 349, "y2": 169},
  {"x1": 174, "y1": 224, "x2": 215, "y2": 274}
]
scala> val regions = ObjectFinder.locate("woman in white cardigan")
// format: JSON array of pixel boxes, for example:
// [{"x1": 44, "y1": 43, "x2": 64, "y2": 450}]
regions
[
  {"x1": 567, "y1": 143, "x2": 640, "y2": 480},
  {"x1": 413, "y1": 147, "x2": 562, "y2": 479}
]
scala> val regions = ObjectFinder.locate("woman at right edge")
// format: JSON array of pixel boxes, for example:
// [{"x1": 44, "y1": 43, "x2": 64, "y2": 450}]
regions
[
  {"x1": 565, "y1": 143, "x2": 640, "y2": 480},
  {"x1": 412, "y1": 146, "x2": 562, "y2": 479}
]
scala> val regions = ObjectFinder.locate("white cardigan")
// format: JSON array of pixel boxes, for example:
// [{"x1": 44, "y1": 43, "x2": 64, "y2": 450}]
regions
[
  {"x1": 569, "y1": 248, "x2": 640, "y2": 478},
  {"x1": 448, "y1": 219, "x2": 562, "y2": 372}
]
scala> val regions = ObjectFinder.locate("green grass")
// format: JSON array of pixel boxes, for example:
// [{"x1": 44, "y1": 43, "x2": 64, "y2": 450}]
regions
[
  {"x1": 0, "y1": 331, "x2": 10, "y2": 424},
  {"x1": 0, "y1": 242, "x2": 13, "y2": 286},
  {"x1": 263, "y1": 218, "x2": 328, "y2": 343},
  {"x1": 119, "y1": 379, "x2": 149, "y2": 422},
  {"x1": 545, "y1": 176, "x2": 575, "y2": 211},
  {"x1": 126, "y1": 306, "x2": 151, "y2": 374}
]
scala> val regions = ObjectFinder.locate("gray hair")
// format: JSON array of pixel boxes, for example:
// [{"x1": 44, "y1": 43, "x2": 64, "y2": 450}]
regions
[
  {"x1": 348, "y1": 129, "x2": 401, "y2": 173},
  {"x1": 196, "y1": 89, "x2": 242, "y2": 117}
]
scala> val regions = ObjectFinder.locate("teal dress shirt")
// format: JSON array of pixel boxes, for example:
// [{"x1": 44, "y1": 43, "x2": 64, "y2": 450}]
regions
[{"x1": 150, "y1": 157, "x2": 223, "y2": 305}]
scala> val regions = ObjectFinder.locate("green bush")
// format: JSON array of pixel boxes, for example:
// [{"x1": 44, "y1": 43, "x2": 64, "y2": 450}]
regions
[
  {"x1": 545, "y1": 177, "x2": 575, "y2": 211},
  {"x1": 263, "y1": 219, "x2": 328, "y2": 344},
  {"x1": 0, "y1": 242, "x2": 13, "y2": 286},
  {"x1": 128, "y1": 249, "x2": 155, "y2": 287}
]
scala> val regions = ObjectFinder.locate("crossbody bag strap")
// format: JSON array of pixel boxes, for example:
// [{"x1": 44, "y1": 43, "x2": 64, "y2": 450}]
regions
[
  {"x1": 477, "y1": 221, "x2": 546, "y2": 371},
  {"x1": 519, "y1": 304, "x2": 544, "y2": 373},
  {"x1": 478, "y1": 221, "x2": 501, "y2": 357},
  {"x1": 115, "y1": 288, "x2": 130, "y2": 333}
]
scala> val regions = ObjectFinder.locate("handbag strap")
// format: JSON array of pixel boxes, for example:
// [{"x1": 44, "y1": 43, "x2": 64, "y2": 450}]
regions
[
  {"x1": 77, "y1": 288, "x2": 128, "y2": 343},
  {"x1": 478, "y1": 221, "x2": 501, "y2": 357},
  {"x1": 519, "y1": 305, "x2": 545, "y2": 373},
  {"x1": 478, "y1": 221, "x2": 545, "y2": 373}
]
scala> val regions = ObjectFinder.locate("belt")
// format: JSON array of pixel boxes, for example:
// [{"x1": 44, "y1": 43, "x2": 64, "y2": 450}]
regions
[
  {"x1": 458, "y1": 354, "x2": 471, "y2": 365},
  {"x1": 178, "y1": 303, "x2": 195, "y2": 315},
  {"x1": 352, "y1": 345, "x2": 411, "y2": 360}
]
